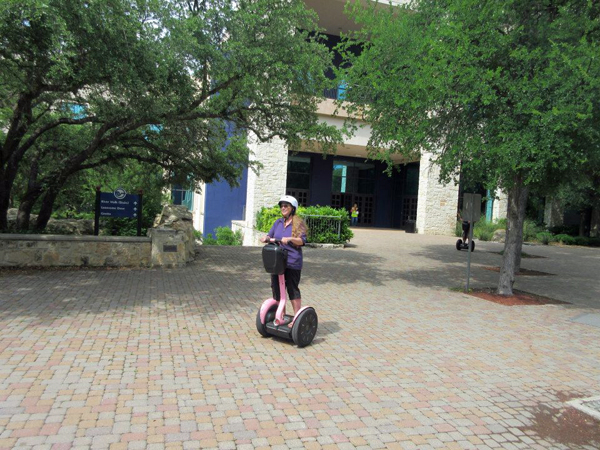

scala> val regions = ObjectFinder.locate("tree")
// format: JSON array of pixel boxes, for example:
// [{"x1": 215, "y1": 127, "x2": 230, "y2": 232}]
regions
[
  {"x1": 0, "y1": 0, "x2": 341, "y2": 231},
  {"x1": 338, "y1": 0, "x2": 600, "y2": 295}
]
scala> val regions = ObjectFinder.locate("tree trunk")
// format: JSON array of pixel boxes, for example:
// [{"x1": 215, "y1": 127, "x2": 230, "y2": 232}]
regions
[
  {"x1": 579, "y1": 208, "x2": 591, "y2": 237},
  {"x1": 15, "y1": 160, "x2": 44, "y2": 231},
  {"x1": 498, "y1": 178, "x2": 529, "y2": 296},
  {"x1": 35, "y1": 189, "x2": 60, "y2": 231},
  {"x1": 16, "y1": 199, "x2": 36, "y2": 231},
  {"x1": 0, "y1": 184, "x2": 9, "y2": 231},
  {"x1": 0, "y1": 164, "x2": 22, "y2": 231}
]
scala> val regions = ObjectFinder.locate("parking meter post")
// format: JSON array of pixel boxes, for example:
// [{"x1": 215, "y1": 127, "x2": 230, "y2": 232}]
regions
[
  {"x1": 466, "y1": 221, "x2": 474, "y2": 292},
  {"x1": 137, "y1": 190, "x2": 143, "y2": 237},
  {"x1": 94, "y1": 186, "x2": 101, "y2": 236}
]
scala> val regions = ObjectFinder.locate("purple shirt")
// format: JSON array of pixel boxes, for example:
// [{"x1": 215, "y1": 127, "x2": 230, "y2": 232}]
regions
[{"x1": 268, "y1": 218, "x2": 307, "y2": 270}]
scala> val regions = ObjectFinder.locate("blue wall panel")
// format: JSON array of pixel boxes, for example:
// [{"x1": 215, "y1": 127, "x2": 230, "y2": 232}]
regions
[{"x1": 204, "y1": 167, "x2": 248, "y2": 237}]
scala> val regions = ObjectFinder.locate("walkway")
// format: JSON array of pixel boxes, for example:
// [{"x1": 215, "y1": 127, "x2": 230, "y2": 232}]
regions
[{"x1": 1, "y1": 229, "x2": 599, "y2": 449}]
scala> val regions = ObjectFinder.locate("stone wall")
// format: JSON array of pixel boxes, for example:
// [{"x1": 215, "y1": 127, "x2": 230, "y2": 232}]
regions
[
  {"x1": 0, "y1": 234, "x2": 151, "y2": 267},
  {"x1": 0, "y1": 204, "x2": 196, "y2": 268},
  {"x1": 416, "y1": 152, "x2": 460, "y2": 235}
]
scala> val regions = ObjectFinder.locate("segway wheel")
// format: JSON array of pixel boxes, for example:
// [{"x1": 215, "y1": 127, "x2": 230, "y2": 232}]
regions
[
  {"x1": 256, "y1": 305, "x2": 277, "y2": 337},
  {"x1": 292, "y1": 308, "x2": 318, "y2": 348},
  {"x1": 470, "y1": 240, "x2": 475, "y2": 252},
  {"x1": 456, "y1": 239, "x2": 463, "y2": 251}
]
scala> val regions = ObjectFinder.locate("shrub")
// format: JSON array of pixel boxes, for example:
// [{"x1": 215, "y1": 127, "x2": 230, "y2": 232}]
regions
[
  {"x1": 555, "y1": 234, "x2": 576, "y2": 245},
  {"x1": 588, "y1": 238, "x2": 600, "y2": 247},
  {"x1": 52, "y1": 210, "x2": 94, "y2": 220},
  {"x1": 476, "y1": 228, "x2": 494, "y2": 241},
  {"x1": 203, "y1": 227, "x2": 243, "y2": 245},
  {"x1": 455, "y1": 221, "x2": 462, "y2": 237},
  {"x1": 256, "y1": 205, "x2": 353, "y2": 244},
  {"x1": 473, "y1": 218, "x2": 501, "y2": 241},
  {"x1": 548, "y1": 224, "x2": 579, "y2": 236},
  {"x1": 536, "y1": 232, "x2": 553, "y2": 245},
  {"x1": 203, "y1": 233, "x2": 217, "y2": 245},
  {"x1": 523, "y1": 219, "x2": 543, "y2": 242},
  {"x1": 573, "y1": 236, "x2": 591, "y2": 246}
]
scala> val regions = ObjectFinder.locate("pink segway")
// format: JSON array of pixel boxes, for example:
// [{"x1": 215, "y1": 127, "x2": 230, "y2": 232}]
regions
[{"x1": 256, "y1": 239, "x2": 318, "y2": 347}]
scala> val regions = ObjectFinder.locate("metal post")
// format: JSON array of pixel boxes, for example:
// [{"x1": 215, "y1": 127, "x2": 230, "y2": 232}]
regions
[
  {"x1": 465, "y1": 221, "x2": 474, "y2": 292},
  {"x1": 94, "y1": 186, "x2": 101, "y2": 236},
  {"x1": 137, "y1": 190, "x2": 143, "y2": 237}
]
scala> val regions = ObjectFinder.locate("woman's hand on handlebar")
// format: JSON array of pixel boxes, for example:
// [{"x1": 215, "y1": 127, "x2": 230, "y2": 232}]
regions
[{"x1": 260, "y1": 236, "x2": 270, "y2": 243}]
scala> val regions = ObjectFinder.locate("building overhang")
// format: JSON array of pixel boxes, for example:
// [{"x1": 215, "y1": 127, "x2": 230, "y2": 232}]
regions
[
  {"x1": 304, "y1": 0, "x2": 409, "y2": 35},
  {"x1": 311, "y1": 99, "x2": 417, "y2": 164}
]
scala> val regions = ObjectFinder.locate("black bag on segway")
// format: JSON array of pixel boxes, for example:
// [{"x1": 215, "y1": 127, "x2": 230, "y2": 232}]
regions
[{"x1": 262, "y1": 243, "x2": 287, "y2": 275}]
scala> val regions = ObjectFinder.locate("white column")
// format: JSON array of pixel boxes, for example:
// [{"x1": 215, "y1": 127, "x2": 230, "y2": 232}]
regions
[
  {"x1": 543, "y1": 196, "x2": 563, "y2": 228},
  {"x1": 416, "y1": 152, "x2": 460, "y2": 235},
  {"x1": 192, "y1": 183, "x2": 206, "y2": 234},
  {"x1": 243, "y1": 135, "x2": 288, "y2": 245},
  {"x1": 491, "y1": 190, "x2": 508, "y2": 221}
]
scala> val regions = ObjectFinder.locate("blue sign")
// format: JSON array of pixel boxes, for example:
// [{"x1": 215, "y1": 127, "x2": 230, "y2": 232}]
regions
[{"x1": 99, "y1": 190, "x2": 140, "y2": 218}]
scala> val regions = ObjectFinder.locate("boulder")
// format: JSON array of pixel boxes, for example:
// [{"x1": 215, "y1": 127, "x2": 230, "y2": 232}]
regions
[
  {"x1": 6, "y1": 208, "x2": 93, "y2": 235},
  {"x1": 153, "y1": 204, "x2": 195, "y2": 260},
  {"x1": 153, "y1": 204, "x2": 193, "y2": 228},
  {"x1": 46, "y1": 218, "x2": 94, "y2": 235},
  {"x1": 492, "y1": 229, "x2": 506, "y2": 243},
  {"x1": 6, "y1": 208, "x2": 38, "y2": 232}
]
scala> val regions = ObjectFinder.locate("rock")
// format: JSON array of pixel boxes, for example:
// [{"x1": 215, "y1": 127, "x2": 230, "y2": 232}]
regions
[
  {"x1": 46, "y1": 219, "x2": 94, "y2": 235},
  {"x1": 153, "y1": 204, "x2": 195, "y2": 260},
  {"x1": 6, "y1": 208, "x2": 92, "y2": 234},
  {"x1": 153, "y1": 204, "x2": 192, "y2": 226},
  {"x1": 492, "y1": 229, "x2": 506, "y2": 243},
  {"x1": 6, "y1": 208, "x2": 38, "y2": 232}
]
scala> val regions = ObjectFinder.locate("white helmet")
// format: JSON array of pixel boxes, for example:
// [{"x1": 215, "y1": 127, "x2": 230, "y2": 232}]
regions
[{"x1": 278, "y1": 195, "x2": 298, "y2": 210}]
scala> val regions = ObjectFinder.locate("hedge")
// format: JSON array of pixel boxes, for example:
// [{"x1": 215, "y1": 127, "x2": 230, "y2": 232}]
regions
[{"x1": 256, "y1": 205, "x2": 353, "y2": 244}]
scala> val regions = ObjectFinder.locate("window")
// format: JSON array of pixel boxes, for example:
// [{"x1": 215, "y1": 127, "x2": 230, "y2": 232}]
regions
[
  {"x1": 332, "y1": 160, "x2": 375, "y2": 194},
  {"x1": 286, "y1": 156, "x2": 310, "y2": 190}
]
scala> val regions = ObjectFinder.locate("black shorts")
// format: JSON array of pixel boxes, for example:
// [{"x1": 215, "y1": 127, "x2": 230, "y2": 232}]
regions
[
  {"x1": 462, "y1": 221, "x2": 470, "y2": 233},
  {"x1": 271, "y1": 268, "x2": 302, "y2": 301}
]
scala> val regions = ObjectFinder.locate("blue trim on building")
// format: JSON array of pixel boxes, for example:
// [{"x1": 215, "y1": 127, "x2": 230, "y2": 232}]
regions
[{"x1": 203, "y1": 167, "x2": 248, "y2": 237}]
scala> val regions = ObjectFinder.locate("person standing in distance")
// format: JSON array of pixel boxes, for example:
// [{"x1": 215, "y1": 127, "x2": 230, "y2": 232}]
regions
[
  {"x1": 350, "y1": 203, "x2": 359, "y2": 226},
  {"x1": 261, "y1": 195, "x2": 308, "y2": 325}
]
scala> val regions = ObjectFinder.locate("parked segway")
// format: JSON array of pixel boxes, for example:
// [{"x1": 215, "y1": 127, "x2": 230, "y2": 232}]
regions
[
  {"x1": 456, "y1": 238, "x2": 475, "y2": 252},
  {"x1": 456, "y1": 219, "x2": 475, "y2": 251},
  {"x1": 256, "y1": 239, "x2": 318, "y2": 348}
]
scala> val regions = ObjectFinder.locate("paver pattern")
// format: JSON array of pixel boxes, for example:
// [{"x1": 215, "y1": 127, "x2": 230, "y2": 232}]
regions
[{"x1": 1, "y1": 229, "x2": 599, "y2": 449}]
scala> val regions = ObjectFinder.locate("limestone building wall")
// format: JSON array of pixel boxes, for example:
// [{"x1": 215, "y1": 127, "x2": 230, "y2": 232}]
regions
[
  {"x1": 244, "y1": 135, "x2": 288, "y2": 235},
  {"x1": 493, "y1": 191, "x2": 508, "y2": 221},
  {"x1": 416, "y1": 152, "x2": 460, "y2": 235}
]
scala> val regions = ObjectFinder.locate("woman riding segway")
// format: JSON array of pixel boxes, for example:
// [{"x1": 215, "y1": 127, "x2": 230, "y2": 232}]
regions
[{"x1": 256, "y1": 195, "x2": 318, "y2": 347}]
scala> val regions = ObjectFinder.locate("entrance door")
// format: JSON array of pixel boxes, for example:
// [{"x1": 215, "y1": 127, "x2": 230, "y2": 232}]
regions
[{"x1": 331, "y1": 193, "x2": 374, "y2": 226}]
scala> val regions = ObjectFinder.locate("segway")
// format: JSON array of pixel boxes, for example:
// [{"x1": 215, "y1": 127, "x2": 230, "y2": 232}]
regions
[
  {"x1": 456, "y1": 239, "x2": 475, "y2": 252},
  {"x1": 256, "y1": 239, "x2": 318, "y2": 347}
]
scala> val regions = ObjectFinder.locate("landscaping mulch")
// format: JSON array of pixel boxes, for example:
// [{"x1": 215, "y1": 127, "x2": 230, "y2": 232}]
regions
[
  {"x1": 467, "y1": 288, "x2": 570, "y2": 306},
  {"x1": 488, "y1": 251, "x2": 546, "y2": 259},
  {"x1": 482, "y1": 266, "x2": 555, "y2": 276}
]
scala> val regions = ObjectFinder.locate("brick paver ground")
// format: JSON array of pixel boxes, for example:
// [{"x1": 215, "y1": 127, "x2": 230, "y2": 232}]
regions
[{"x1": 1, "y1": 229, "x2": 599, "y2": 449}]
